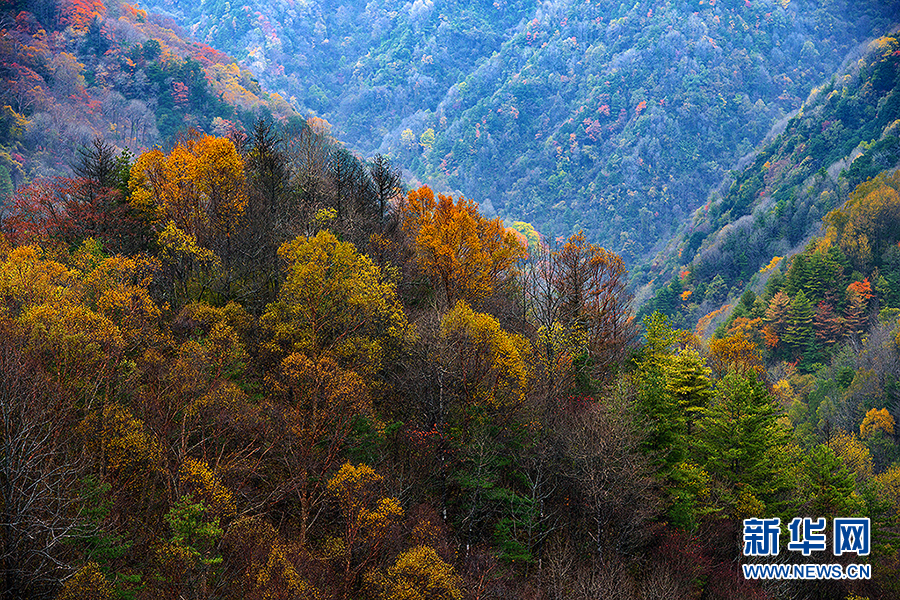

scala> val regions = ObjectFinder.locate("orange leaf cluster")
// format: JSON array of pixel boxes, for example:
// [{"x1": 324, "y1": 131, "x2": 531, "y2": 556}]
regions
[{"x1": 401, "y1": 186, "x2": 525, "y2": 308}]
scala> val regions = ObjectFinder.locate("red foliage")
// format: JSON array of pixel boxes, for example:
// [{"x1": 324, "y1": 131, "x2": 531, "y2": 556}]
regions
[
  {"x1": 171, "y1": 81, "x2": 189, "y2": 108},
  {"x1": 2, "y1": 177, "x2": 81, "y2": 245},
  {"x1": 3, "y1": 177, "x2": 139, "y2": 251},
  {"x1": 57, "y1": 0, "x2": 106, "y2": 31},
  {"x1": 847, "y1": 278, "x2": 873, "y2": 300}
]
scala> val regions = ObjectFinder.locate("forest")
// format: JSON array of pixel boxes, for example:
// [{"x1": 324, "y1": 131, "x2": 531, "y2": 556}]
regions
[
  {"x1": 1, "y1": 115, "x2": 899, "y2": 598},
  {"x1": 0, "y1": 0, "x2": 295, "y2": 191},
  {"x1": 138, "y1": 0, "x2": 900, "y2": 263},
  {"x1": 1, "y1": 0, "x2": 900, "y2": 599}
]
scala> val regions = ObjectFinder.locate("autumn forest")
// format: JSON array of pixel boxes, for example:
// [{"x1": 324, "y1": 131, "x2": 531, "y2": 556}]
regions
[{"x1": 1, "y1": 0, "x2": 900, "y2": 599}]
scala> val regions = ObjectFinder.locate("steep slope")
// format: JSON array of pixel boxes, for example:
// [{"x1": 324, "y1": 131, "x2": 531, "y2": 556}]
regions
[
  {"x1": 639, "y1": 32, "x2": 900, "y2": 333},
  {"x1": 142, "y1": 0, "x2": 898, "y2": 260},
  {"x1": 0, "y1": 0, "x2": 295, "y2": 190}
]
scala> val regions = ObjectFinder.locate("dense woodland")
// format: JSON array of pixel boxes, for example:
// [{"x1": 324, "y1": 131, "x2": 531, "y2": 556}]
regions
[
  {"x1": 1, "y1": 118, "x2": 899, "y2": 598},
  {"x1": 640, "y1": 32, "x2": 900, "y2": 329},
  {"x1": 140, "y1": 0, "x2": 900, "y2": 262},
  {"x1": 2, "y1": 1, "x2": 900, "y2": 600},
  {"x1": 0, "y1": 0, "x2": 295, "y2": 190}
]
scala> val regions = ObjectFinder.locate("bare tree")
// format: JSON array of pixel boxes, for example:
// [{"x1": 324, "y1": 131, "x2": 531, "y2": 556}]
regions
[
  {"x1": 0, "y1": 325, "x2": 83, "y2": 600},
  {"x1": 369, "y1": 153, "x2": 402, "y2": 231},
  {"x1": 560, "y1": 378, "x2": 661, "y2": 567}
]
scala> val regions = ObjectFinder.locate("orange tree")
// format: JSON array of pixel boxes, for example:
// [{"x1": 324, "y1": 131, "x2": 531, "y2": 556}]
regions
[{"x1": 399, "y1": 186, "x2": 525, "y2": 310}]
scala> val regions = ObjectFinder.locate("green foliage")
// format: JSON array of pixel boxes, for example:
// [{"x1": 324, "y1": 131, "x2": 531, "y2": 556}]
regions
[
  {"x1": 164, "y1": 495, "x2": 224, "y2": 568},
  {"x1": 693, "y1": 370, "x2": 793, "y2": 520},
  {"x1": 70, "y1": 476, "x2": 141, "y2": 599}
]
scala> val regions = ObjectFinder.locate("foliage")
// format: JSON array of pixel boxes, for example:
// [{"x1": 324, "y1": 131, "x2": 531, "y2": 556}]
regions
[
  {"x1": 400, "y1": 186, "x2": 525, "y2": 309},
  {"x1": 438, "y1": 300, "x2": 531, "y2": 411},
  {"x1": 260, "y1": 229, "x2": 408, "y2": 375}
]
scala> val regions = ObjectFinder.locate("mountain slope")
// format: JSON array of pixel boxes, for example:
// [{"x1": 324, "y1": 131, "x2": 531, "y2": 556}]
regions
[
  {"x1": 638, "y1": 31, "x2": 900, "y2": 333},
  {"x1": 142, "y1": 0, "x2": 899, "y2": 261},
  {"x1": 0, "y1": 0, "x2": 295, "y2": 189}
]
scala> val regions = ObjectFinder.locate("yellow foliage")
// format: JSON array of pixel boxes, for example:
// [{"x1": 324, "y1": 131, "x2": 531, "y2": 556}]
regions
[
  {"x1": 18, "y1": 301, "x2": 124, "y2": 399},
  {"x1": 252, "y1": 541, "x2": 320, "y2": 600},
  {"x1": 860, "y1": 407, "x2": 895, "y2": 439},
  {"x1": 157, "y1": 221, "x2": 221, "y2": 269},
  {"x1": 56, "y1": 562, "x2": 113, "y2": 600},
  {"x1": 68, "y1": 245, "x2": 163, "y2": 349},
  {"x1": 321, "y1": 535, "x2": 347, "y2": 560},
  {"x1": 772, "y1": 378, "x2": 794, "y2": 405},
  {"x1": 80, "y1": 403, "x2": 161, "y2": 491},
  {"x1": 179, "y1": 458, "x2": 237, "y2": 519},
  {"x1": 271, "y1": 352, "x2": 371, "y2": 425},
  {"x1": 828, "y1": 431, "x2": 873, "y2": 482},
  {"x1": 359, "y1": 497, "x2": 405, "y2": 533},
  {"x1": 871, "y1": 464, "x2": 900, "y2": 516},
  {"x1": 535, "y1": 320, "x2": 588, "y2": 389},
  {"x1": 129, "y1": 134, "x2": 247, "y2": 249},
  {"x1": 367, "y1": 546, "x2": 463, "y2": 600},
  {"x1": 400, "y1": 186, "x2": 526, "y2": 307},
  {"x1": 707, "y1": 330, "x2": 764, "y2": 378},
  {"x1": 328, "y1": 462, "x2": 383, "y2": 500},
  {"x1": 0, "y1": 245, "x2": 69, "y2": 313},
  {"x1": 440, "y1": 300, "x2": 531, "y2": 408},
  {"x1": 759, "y1": 255, "x2": 783, "y2": 274},
  {"x1": 824, "y1": 171, "x2": 900, "y2": 269},
  {"x1": 262, "y1": 230, "x2": 408, "y2": 375},
  {"x1": 734, "y1": 485, "x2": 765, "y2": 520}
]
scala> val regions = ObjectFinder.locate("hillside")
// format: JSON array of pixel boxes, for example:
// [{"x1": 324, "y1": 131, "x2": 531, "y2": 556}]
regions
[
  {"x1": 141, "y1": 0, "x2": 899, "y2": 261},
  {"x1": 2, "y1": 2, "x2": 900, "y2": 598},
  {"x1": 639, "y1": 31, "x2": 900, "y2": 333},
  {"x1": 0, "y1": 0, "x2": 295, "y2": 192}
]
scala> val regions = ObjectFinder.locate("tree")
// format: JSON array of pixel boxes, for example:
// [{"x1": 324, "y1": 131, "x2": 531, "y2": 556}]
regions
[
  {"x1": 366, "y1": 545, "x2": 463, "y2": 600},
  {"x1": 238, "y1": 120, "x2": 293, "y2": 309},
  {"x1": 694, "y1": 370, "x2": 792, "y2": 521},
  {"x1": 155, "y1": 495, "x2": 223, "y2": 600},
  {"x1": 221, "y1": 516, "x2": 319, "y2": 600},
  {"x1": 0, "y1": 319, "x2": 83, "y2": 600},
  {"x1": 562, "y1": 380, "x2": 661, "y2": 565},
  {"x1": 400, "y1": 186, "x2": 525, "y2": 309},
  {"x1": 56, "y1": 562, "x2": 113, "y2": 600},
  {"x1": 326, "y1": 463, "x2": 403, "y2": 599},
  {"x1": 285, "y1": 118, "x2": 333, "y2": 230},
  {"x1": 548, "y1": 232, "x2": 636, "y2": 381},
  {"x1": 813, "y1": 301, "x2": 844, "y2": 346},
  {"x1": 763, "y1": 291, "x2": 792, "y2": 350},
  {"x1": 707, "y1": 331, "x2": 764, "y2": 379},
  {"x1": 825, "y1": 171, "x2": 900, "y2": 271},
  {"x1": 260, "y1": 229, "x2": 408, "y2": 376},
  {"x1": 129, "y1": 133, "x2": 247, "y2": 258},
  {"x1": 438, "y1": 300, "x2": 531, "y2": 415},
  {"x1": 369, "y1": 154, "x2": 401, "y2": 230},
  {"x1": 635, "y1": 313, "x2": 713, "y2": 528},
  {"x1": 265, "y1": 354, "x2": 371, "y2": 547},
  {"x1": 783, "y1": 290, "x2": 814, "y2": 354}
]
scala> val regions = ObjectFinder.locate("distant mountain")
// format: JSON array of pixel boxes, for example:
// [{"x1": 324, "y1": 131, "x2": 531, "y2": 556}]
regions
[
  {"x1": 141, "y1": 0, "x2": 898, "y2": 260},
  {"x1": 0, "y1": 0, "x2": 295, "y2": 189},
  {"x1": 638, "y1": 31, "x2": 900, "y2": 333}
]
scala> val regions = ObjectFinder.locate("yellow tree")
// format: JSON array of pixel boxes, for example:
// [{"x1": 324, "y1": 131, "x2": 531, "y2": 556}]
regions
[
  {"x1": 265, "y1": 353, "x2": 372, "y2": 547},
  {"x1": 400, "y1": 186, "x2": 525, "y2": 309},
  {"x1": 438, "y1": 300, "x2": 531, "y2": 416},
  {"x1": 365, "y1": 545, "x2": 463, "y2": 600},
  {"x1": 260, "y1": 229, "x2": 408, "y2": 377},
  {"x1": 221, "y1": 516, "x2": 320, "y2": 600},
  {"x1": 129, "y1": 133, "x2": 247, "y2": 301},
  {"x1": 129, "y1": 133, "x2": 247, "y2": 246},
  {"x1": 326, "y1": 463, "x2": 404, "y2": 599}
]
